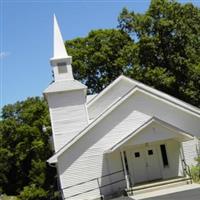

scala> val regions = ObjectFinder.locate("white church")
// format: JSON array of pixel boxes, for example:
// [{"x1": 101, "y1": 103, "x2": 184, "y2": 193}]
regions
[{"x1": 44, "y1": 16, "x2": 200, "y2": 200}]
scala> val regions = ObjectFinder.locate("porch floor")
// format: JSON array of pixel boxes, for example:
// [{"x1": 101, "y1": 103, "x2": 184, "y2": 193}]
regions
[{"x1": 127, "y1": 176, "x2": 192, "y2": 196}]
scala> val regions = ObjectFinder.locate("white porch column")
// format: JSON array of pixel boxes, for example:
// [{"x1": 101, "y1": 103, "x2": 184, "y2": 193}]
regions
[
  {"x1": 121, "y1": 151, "x2": 130, "y2": 189},
  {"x1": 180, "y1": 143, "x2": 187, "y2": 177},
  {"x1": 180, "y1": 142, "x2": 193, "y2": 180}
]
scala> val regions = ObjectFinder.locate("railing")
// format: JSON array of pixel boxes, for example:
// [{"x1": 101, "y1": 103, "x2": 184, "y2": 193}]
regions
[
  {"x1": 179, "y1": 147, "x2": 192, "y2": 183},
  {"x1": 182, "y1": 159, "x2": 192, "y2": 183},
  {"x1": 62, "y1": 170, "x2": 125, "y2": 199}
]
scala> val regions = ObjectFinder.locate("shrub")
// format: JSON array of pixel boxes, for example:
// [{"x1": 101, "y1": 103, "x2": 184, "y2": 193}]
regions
[
  {"x1": 191, "y1": 166, "x2": 200, "y2": 183},
  {"x1": 18, "y1": 184, "x2": 47, "y2": 200},
  {"x1": 191, "y1": 157, "x2": 200, "y2": 183}
]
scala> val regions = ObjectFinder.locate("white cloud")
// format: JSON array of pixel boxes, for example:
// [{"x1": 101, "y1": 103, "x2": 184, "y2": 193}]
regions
[{"x1": 0, "y1": 52, "x2": 10, "y2": 59}]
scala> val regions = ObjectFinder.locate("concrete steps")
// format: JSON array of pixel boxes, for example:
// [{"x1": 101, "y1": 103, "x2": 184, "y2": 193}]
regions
[{"x1": 127, "y1": 177, "x2": 192, "y2": 196}]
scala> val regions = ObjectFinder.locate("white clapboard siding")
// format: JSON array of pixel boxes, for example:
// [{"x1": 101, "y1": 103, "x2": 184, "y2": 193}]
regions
[
  {"x1": 88, "y1": 77, "x2": 135, "y2": 120},
  {"x1": 182, "y1": 138, "x2": 199, "y2": 166},
  {"x1": 126, "y1": 122, "x2": 187, "y2": 146},
  {"x1": 164, "y1": 140, "x2": 183, "y2": 178},
  {"x1": 65, "y1": 190, "x2": 101, "y2": 200},
  {"x1": 50, "y1": 105, "x2": 87, "y2": 121},
  {"x1": 47, "y1": 90, "x2": 88, "y2": 152},
  {"x1": 57, "y1": 88, "x2": 200, "y2": 200},
  {"x1": 51, "y1": 81, "x2": 200, "y2": 200},
  {"x1": 120, "y1": 90, "x2": 199, "y2": 165},
  {"x1": 106, "y1": 151, "x2": 126, "y2": 193},
  {"x1": 57, "y1": 110, "x2": 150, "y2": 199},
  {"x1": 47, "y1": 90, "x2": 86, "y2": 108},
  {"x1": 63, "y1": 179, "x2": 100, "y2": 200},
  {"x1": 53, "y1": 118, "x2": 86, "y2": 133},
  {"x1": 120, "y1": 90, "x2": 200, "y2": 137}
]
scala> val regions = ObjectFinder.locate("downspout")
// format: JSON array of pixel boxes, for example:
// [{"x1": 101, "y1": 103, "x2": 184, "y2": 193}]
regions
[{"x1": 47, "y1": 162, "x2": 64, "y2": 200}]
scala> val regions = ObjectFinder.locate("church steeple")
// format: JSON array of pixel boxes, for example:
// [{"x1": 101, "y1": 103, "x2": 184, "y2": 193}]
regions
[
  {"x1": 44, "y1": 15, "x2": 88, "y2": 152},
  {"x1": 53, "y1": 14, "x2": 68, "y2": 58},
  {"x1": 50, "y1": 15, "x2": 73, "y2": 81}
]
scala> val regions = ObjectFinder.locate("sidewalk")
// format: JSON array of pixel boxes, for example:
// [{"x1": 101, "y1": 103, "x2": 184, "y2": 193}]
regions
[{"x1": 112, "y1": 183, "x2": 200, "y2": 200}]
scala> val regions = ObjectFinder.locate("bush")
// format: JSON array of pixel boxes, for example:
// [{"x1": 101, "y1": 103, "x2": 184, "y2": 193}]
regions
[
  {"x1": 18, "y1": 184, "x2": 47, "y2": 200},
  {"x1": 191, "y1": 166, "x2": 200, "y2": 183},
  {"x1": 191, "y1": 157, "x2": 200, "y2": 183}
]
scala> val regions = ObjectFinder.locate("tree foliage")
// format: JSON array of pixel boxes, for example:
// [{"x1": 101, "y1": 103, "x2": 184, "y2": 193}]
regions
[
  {"x1": 66, "y1": 0, "x2": 200, "y2": 107},
  {"x1": 1, "y1": 0, "x2": 200, "y2": 199},
  {"x1": 0, "y1": 97, "x2": 58, "y2": 199},
  {"x1": 118, "y1": 0, "x2": 200, "y2": 106},
  {"x1": 66, "y1": 29, "x2": 132, "y2": 94}
]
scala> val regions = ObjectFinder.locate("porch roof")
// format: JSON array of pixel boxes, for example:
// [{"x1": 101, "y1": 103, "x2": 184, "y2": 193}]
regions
[{"x1": 105, "y1": 117, "x2": 194, "y2": 153}]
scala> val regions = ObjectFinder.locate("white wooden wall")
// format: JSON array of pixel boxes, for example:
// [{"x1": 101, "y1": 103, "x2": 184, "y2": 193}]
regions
[
  {"x1": 120, "y1": 90, "x2": 200, "y2": 137},
  {"x1": 162, "y1": 140, "x2": 183, "y2": 178},
  {"x1": 57, "y1": 87, "x2": 199, "y2": 199},
  {"x1": 182, "y1": 138, "x2": 199, "y2": 166},
  {"x1": 106, "y1": 151, "x2": 126, "y2": 194},
  {"x1": 57, "y1": 110, "x2": 150, "y2": 199},
  {"x1": 47, "y1": 90, "x2": 88, "y2": 152},
  {"x1": 125, "y1": 121, "x2": 188, "y2": 146},
  {"x1": 88, "y1": 78, "x2": 134, "y2": 120}
]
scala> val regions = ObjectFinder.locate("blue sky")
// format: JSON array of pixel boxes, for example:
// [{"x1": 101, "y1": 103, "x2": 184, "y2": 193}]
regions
[{"x1": 1, "y1": 0, "x2": 200, "y2": 108}]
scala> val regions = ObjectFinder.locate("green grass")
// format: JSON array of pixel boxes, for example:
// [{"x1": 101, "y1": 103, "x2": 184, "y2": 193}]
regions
[{"x1": 0, "y1": 195, "x2": 18, "y2": 200}]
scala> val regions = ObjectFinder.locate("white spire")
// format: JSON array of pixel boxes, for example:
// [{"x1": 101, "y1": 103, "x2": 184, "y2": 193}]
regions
[
  {"x1": 50, "y1": 15, "x2": 73, "y2": 81},
  {"x1": 53, "y1": 14, "x2": 68, "y2": 58}
]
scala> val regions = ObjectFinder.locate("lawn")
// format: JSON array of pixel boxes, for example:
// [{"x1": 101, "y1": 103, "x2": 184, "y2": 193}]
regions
[{"x1": 0, "y1": 195, "x2": 18, "y2": 200}]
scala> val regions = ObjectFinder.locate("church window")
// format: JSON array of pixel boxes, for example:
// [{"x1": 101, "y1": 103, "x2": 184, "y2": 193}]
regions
[
  {"x1": 160, "y1": 144, "x2": 169, "y2": 167},
  {"x1": 58, "y1": 62, "x2": 67, "y2": 73},
  {"x1": 135, "y1": 152, "x2": 140, "y2": 158}
]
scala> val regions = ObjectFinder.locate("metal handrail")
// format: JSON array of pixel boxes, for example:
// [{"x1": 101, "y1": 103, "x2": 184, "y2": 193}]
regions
[
  {"x1": 64, "y1": 179, "x2": 125, "y2": 199},
  {"x1": 62, "y1": 170, "x2": 125, "y2": 199},
  {"x1": 64, "y1": 187, "x2": 99, "y2": 199},
  {"x1": 180, "y1": 147, "x2": 192, "y2": 183},
  {"x1": 62, "y1": 170, "x2": 124, "y2": 190},
  {"x1": 182, "y1": 159, "x2": 192, "y2": 183}
]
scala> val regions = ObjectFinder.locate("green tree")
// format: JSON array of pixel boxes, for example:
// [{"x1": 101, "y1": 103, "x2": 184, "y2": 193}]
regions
[
  {"x1": 65, "y1": 29, "x2": 132, "y2": 94},
  {"x1": 118, "y1": 0, "x2": 200, "y2": 107},
  {"x1": 0, "y1": 97, "x2": 58, "y2": 199},
  {"x1": 66, "y1": 0, "x2": 200, "y2": 107}
]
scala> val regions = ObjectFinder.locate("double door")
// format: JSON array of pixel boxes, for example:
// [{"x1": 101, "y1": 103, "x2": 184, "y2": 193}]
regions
[{"x1": 131, "y1": 145, "x2": 162, "y2": 184}]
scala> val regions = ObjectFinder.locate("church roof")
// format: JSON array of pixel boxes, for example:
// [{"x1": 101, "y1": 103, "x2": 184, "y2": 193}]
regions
[
  {"x1": 43, "y1": 80, "x2": 87, "y2": 94},
  {"x1": 88, "y1": 75, "x2": 200, "y2": 116},
  {"x1": 105, "y1": 117, "x2": 194, "y2": 153},
  {"x1": 47, "y1": 75, "x2": 200, "y2": 164}
]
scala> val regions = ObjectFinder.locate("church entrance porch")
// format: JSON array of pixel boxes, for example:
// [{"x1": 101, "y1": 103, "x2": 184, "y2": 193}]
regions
[
  {"x1": 122, "y1": 139, "x2": 185, "y2": 187},
  {"x1": 103, "y1": 138, "x2": 192, "y2": 199},
  {"x1": 103, "y1": 118, "x2": 194, "y2": 198}
]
